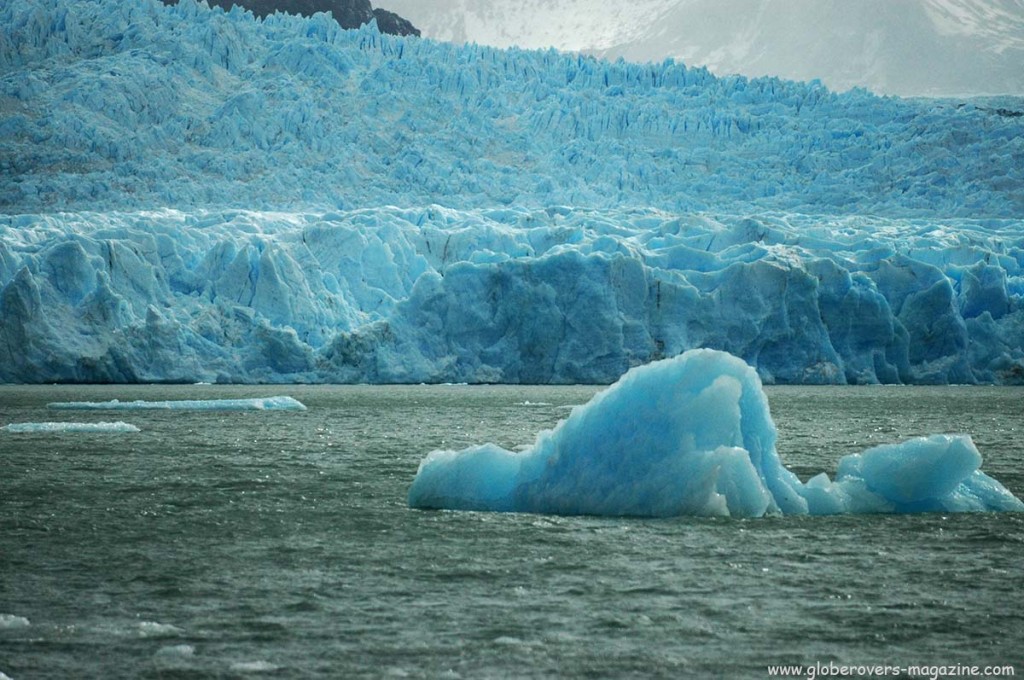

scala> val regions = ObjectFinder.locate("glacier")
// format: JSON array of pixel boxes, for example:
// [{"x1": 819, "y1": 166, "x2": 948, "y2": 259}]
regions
[
  {"x1": 47, "y1": 396, "x2": 307, "y2": 410},
  {"x1": 0, "y1": 0, "x2": 1023, "y2": 385},
  {"x1": 382, "y1": 0, "x2": 1024, "y2": 98},
  {"x1": 2, "y1": 0, "x2": 1022, "y2": 215},
  {"x1": 2, "y1": 208, "x2": 1023, "y2": 384},
  {"x1": 408, "y1": 349, "x2": 1024, "y2": 517}
]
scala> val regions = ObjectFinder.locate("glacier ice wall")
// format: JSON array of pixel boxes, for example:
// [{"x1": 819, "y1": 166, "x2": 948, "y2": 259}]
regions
[
  {"x1": 2, "y1": 208, "x2": 1023, "y2": 384},
  {"x1": 46, "y1": 396, "x2": 307, "y2": 410},
  {"x1": 408, "y1": 349, "x2": 1024, "y2": 517},
  {"x1": 1, "y1": 0, "x2": 1023, "y2": 384},
  {"x1": 1, "y1": 0, "x2": 1022, "y2": 216}
]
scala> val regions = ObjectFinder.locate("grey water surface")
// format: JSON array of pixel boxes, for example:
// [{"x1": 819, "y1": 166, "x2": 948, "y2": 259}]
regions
[{"x1": 1, "y1": 384, "x2": 1022, "y2": 678}]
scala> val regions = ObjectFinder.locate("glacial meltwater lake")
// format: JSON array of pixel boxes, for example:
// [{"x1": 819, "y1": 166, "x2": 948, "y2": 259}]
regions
[{"x1": 1, "y1": 384, "x2": 1022, "y2": 678}]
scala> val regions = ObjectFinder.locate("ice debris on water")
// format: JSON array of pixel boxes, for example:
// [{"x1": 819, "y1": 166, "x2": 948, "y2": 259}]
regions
[
  {"x1": 155, "y1": 645, "x2": 195, "y2": 658},
  {"x1": 408, "y1": 349, "x2": 1024, "y2": 518},
  {"x1": 2, "y1": 422, "x2": 140, "y2": 433},
  {"x1": 0, "y1": 614, "x2": 31, "y2": 629},
  {"x1": 46, "y1": 397, "x2": 307, "y2": 411}
]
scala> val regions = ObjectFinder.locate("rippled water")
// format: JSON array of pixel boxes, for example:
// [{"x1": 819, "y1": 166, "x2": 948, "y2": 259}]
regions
[{"x1": 1, "y1": 384, "x2": 1022, "y2": 678}]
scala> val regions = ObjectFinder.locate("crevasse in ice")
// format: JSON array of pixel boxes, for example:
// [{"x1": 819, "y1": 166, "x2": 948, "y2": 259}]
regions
[{"x1": 408, "y1": 349, "x2": 1024, "y2": 517}]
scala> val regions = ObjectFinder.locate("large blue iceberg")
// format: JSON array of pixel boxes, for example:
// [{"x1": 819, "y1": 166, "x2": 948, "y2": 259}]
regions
[{"x1": 408, "y1": 349, "x2": 1024, "y2": 517}]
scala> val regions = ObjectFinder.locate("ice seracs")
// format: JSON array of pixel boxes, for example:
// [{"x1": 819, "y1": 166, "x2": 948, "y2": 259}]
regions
[
  {"x1": 3, "y1": 208, "x2": 1022, "y2": 385},
  {"x1": 1, "y1": 0, "x2": 1022, "y2": 385},
  {"x1": 408, "y1": 349, "x2": 1024, "y2": 517},
  {"x1": 2, "y1": 0, "x2": 1022, "y2": 215},
  {"x1": 383, "y1": 0, "x2": 1024, "y2": 97}
]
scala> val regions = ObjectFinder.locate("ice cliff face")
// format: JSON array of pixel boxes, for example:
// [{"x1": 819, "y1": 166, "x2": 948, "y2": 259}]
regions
[
  {"x1": 383, "y1": 0, "x2": 1024, "y2": 97},
  {"x1": 0, "y1": 0, "x2": 1023, "y2": 384},
  {"x1": 2, "y1": 208, "x2": 1023, "y2": 384}
]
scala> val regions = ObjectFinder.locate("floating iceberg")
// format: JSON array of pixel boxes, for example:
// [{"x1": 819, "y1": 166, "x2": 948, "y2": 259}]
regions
[
  {"x1": 408, "y1": 349, "x2": 1024, "y2": 517},
  {"x1": 46, "y1": 396, "x2": 307, "y2": 411},
  {"x1": 0, "y1": 614, "x2": 31, "y2": 629},
  {"x1": 2, "y1": 421, "x2": 140, "y2": 433}
]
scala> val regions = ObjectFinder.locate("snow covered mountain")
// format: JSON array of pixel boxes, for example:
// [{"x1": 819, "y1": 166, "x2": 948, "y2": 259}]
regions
[
  {"x1": 1, "y1": 0, "x2": 1023, "y2": 385},
  {"x1": 380, "y1": 0, "x2": 1024, "y2": 97}
]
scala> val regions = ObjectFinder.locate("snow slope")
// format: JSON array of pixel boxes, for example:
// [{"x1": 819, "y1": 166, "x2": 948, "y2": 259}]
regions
[
  {"x1": 382, "y1": 0, "x2": 1024, "y2": 97},
  {"x1": 1, "y1": 0, "x2": 1023, "y2": 384}
]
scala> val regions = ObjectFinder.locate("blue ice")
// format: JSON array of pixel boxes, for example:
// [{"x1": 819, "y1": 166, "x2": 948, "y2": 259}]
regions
[
  {"x1": 408, "y1": 349, "x2": 1024, "y2": 518},
  {"x1": 3, "y1": 0, "x2": 1022, "y2": 218},
  {"x1": 1, "y1": 0, "x2": 1023, "y2": 386},
  {"x1": 2, "y1": 421, "x2": 140, "y2": 433},
  {"x1": 4, "y1": 208, "x2": 1024, "y2": 386},
  {"x1": 47, "y1": 396, "x2": 307, "y2": 411}
]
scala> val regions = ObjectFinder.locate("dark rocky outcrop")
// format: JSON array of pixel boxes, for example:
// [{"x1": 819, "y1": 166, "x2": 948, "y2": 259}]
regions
[
  {"x1": 164, "y1": 0, "x2": 419, "y2": 36},
  {"x1": 371, "y1": 7, "x2": 419, "y2": 37}
]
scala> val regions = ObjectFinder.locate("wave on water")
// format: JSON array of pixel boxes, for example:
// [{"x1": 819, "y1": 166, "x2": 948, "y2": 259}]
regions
[{"x1": 229, "y1": 660, "x2": 280, "y2": 673}]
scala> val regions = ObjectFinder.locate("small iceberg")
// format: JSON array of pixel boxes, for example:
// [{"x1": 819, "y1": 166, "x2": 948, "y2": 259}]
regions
[
  {"x1": 408, "y1": 349, "x2": 1024, "y2": 518},
  {"x1": 0, "y1": 614, "x2": 31, "y2": 629},
  {"x1": 2, "y1": 422, "x2": 140, "y2": 433},
  {"x1": 47, "y1": 396, "x2": 307, "y2": 411}
]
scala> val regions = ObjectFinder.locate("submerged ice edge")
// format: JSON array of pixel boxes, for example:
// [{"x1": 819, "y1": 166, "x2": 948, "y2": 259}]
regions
[
  {"x1": 407, "y1": 349, "x2": 1024, "y2": 518},
  {"x1": 2, "y1": 421, "x2": 141, "y2": 433},
  {"x1": 46, "y1": 396, "x2": 307, "y2": 411}
]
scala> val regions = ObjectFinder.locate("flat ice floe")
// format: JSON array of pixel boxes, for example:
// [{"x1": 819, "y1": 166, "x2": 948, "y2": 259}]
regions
[
  {"x1": 46, "y1": 397, "x2": 307, "y2": 411},
  {"x1": 408, "y1": 349, "x2": 1024, "y2": 518},
  {"x1": 2, "y1": 422, "x2": 140, "y2": 433}
]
